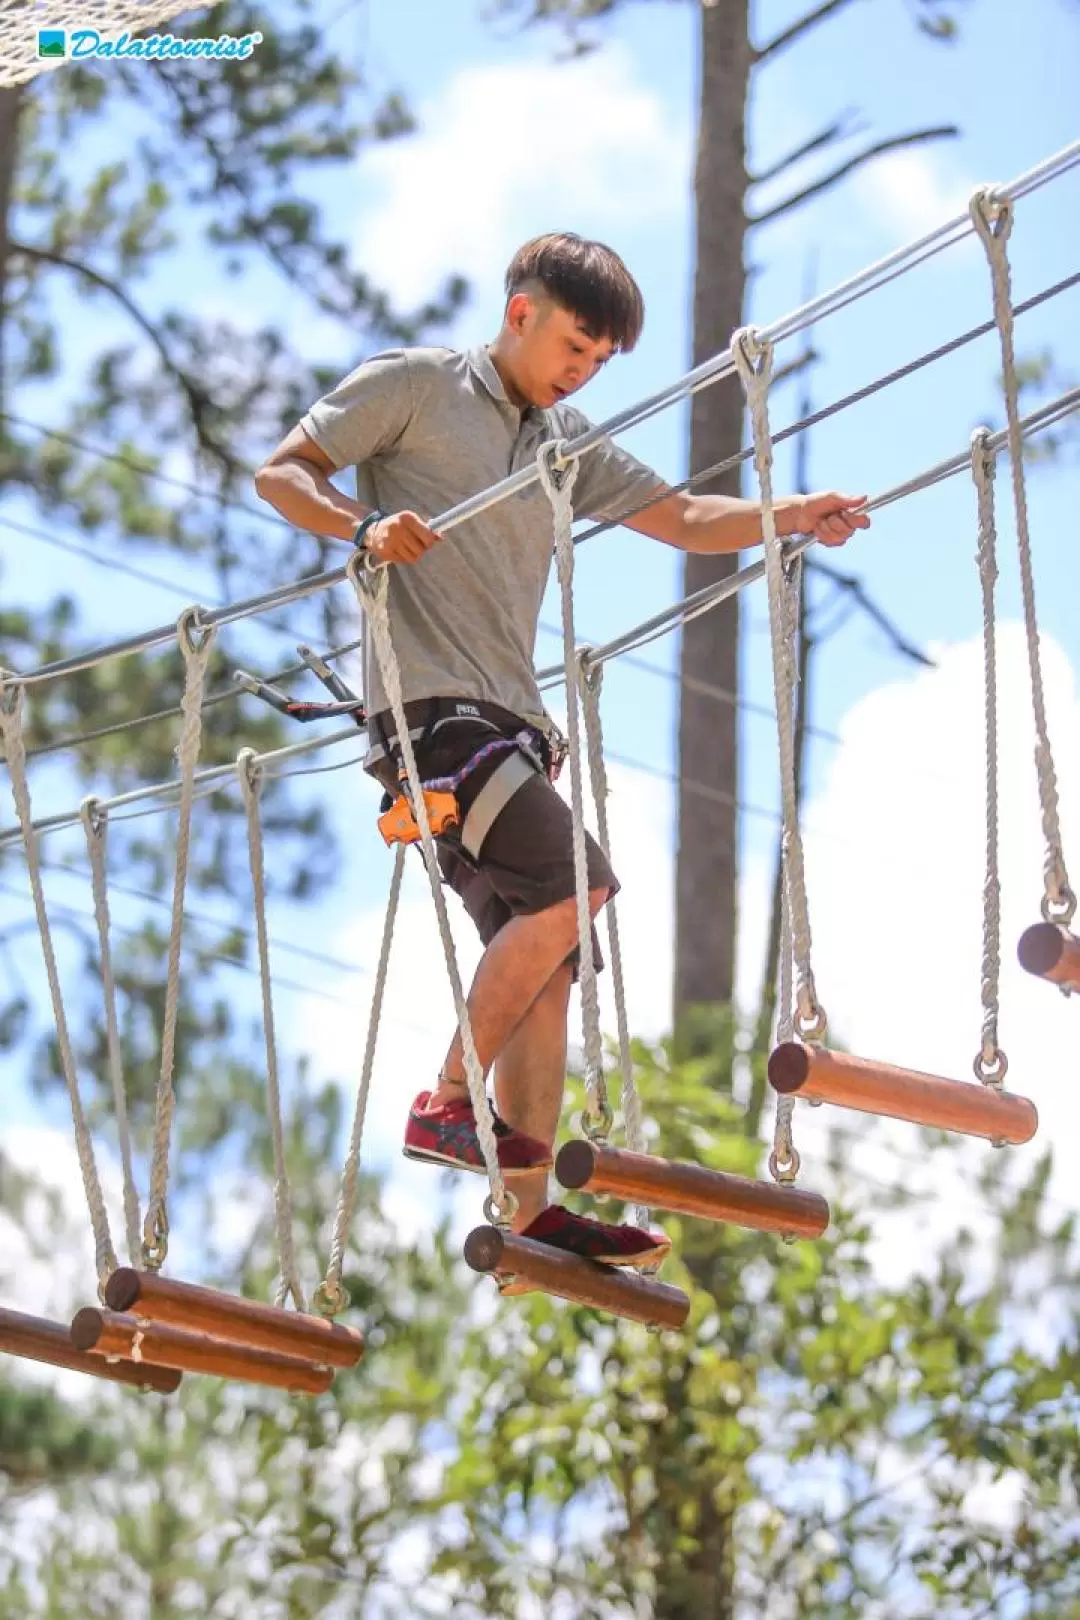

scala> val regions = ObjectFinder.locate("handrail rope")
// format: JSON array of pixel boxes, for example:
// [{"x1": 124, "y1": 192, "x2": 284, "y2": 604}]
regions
[
  {"x1": 315, "y1": 842, "x2": 406, "y2": 1317},
  {"x1": 142, "y1": 609, "x2": 217, "y2": 1269},
  {"x1": 970, "y1": 189, "x2": 1075, "y2": 928},
  {"x1": 78, "y1": 795, "x2": 143, "y2": 1264},
  {"x1": 4, "y1": 384, "x2": 1079, "y2": 850},
  {"x1": 970, "y1": 431, "x2": 1008, "y2": 1094},
  {"x1": 0, "y1": 682, "x2": 119, "y2": 1291},
  {"x1": 13, "y1": 261, "x2": 1080, "y2": 771},
  {"x1": 9, "y1": 151, "x2": 1080, "y2": 693},
  {"x1": 237, "y1": 747, "x2": 308, "y2": 1312},
  {"x1": 536, "y1": 444, "x2": 611, "y2": 1139},
  {"x1": 345, "y1": 554, "x2": 514, "y2": 1225}
]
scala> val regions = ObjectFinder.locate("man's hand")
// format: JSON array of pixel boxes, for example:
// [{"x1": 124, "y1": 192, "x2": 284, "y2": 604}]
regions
[
  {"x1": 367, "y1": 510, "x2": 443, "y2": 565},
  {"x1": 787, "y1": 492, "x2": 870, "y2": 548}
]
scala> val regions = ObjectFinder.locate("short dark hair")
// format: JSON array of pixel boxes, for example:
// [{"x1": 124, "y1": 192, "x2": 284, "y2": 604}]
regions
[{"x1": 504, "y1": 232, "x2": 644, "y2": 353}]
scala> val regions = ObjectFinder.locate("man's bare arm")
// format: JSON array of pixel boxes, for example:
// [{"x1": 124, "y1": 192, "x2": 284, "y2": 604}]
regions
[
  {"x1": 253, "y1": 425, "x2": 442, "y2": 563},
  {"x1": 623, "y1": 487, "x2": 869, "y2": 553},
  {"x1": 254, "y1": 424, "x2": 369, "y2": 542}
]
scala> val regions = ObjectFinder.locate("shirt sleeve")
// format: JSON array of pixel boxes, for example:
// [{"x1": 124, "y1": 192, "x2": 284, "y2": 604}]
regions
[
  {"x1": 557, "y1": 406, "x2": 670, "y2": 525},
  {"x1": 299, "y1": 349, "x2": 414, "y2": 470}
]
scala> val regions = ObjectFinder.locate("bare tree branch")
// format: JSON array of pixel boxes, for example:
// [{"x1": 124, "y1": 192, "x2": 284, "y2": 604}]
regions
[
  {"x1": 753, "y1": 0, "x2": 865, "y2": 65},
  {"x1": 807, "y1": 555, "x2": 936, "y2": 666},
  {"x1": 749, "y1": 125, "x2": 959, "y2": 227},
  {"x1": 749, "y1": 111, "x2": 862, "y2": 187},
  {"x1": 8, "y1": 239, "x2": 242, "y2": 481}
]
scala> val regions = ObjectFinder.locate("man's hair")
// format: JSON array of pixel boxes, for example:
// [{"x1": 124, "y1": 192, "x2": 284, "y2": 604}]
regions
[{"x1": 504, "y1": 232, "x2": 644, "y2": 353}]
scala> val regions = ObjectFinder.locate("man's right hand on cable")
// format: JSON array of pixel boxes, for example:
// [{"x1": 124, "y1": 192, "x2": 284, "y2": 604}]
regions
[{"x1": 367, "y1": 510, "x2": 443, "y2": 566}]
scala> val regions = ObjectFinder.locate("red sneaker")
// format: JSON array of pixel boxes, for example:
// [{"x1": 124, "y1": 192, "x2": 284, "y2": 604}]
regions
[
  {"x1": 403, "y1": 1090, "x2": 553, "y2": 1177},
  {"x1": 519, "y1": 1205, "x2": 671, "y2": 1270}
]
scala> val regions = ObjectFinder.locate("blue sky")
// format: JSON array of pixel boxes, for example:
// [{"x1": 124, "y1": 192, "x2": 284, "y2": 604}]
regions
[{"x1": 2, "y1": 0, "x2": 1080, "y2": 1286}]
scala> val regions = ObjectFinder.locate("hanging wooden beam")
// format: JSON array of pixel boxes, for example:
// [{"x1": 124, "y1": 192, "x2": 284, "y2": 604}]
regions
[
  {"x1": 555, "y1": 1140, "x2": 830, "y2": 1238},
  {"x1": 768, "y1": 1042, "x2": 1038, "y2": 1143},
  {"x1": 0, "y1": 1305, "x2": 181, "y2": 1393},
  {"x1": 70, "y1": 1309, "x2": 334, "y2": 1395},
  {"x1": 463, "y1": 1227, "x2": 689, "y2": 1329},
  {"x1": 103, "y1": 1269, "x2": 364, "y2": 1369},
  {"x1": 1017, "y1": 922, "x2": 1080, "y2": 994}
]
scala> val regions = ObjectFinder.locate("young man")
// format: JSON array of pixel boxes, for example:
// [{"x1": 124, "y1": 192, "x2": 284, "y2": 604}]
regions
[{"x1": 254, "y1": 232, "x2": 868, "y2": 1271}]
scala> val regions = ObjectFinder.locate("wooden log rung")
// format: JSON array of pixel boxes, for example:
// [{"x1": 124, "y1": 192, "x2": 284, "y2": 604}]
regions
[
  {"x1": 463, "y1": 1228, "x2": 690, "y2": 1330},
  {"x1": 768, "y1": 1042, "x2": 1038, "y2": 1144},
  {"x1": 0, "y1": 1304, "x2": 181, "y2": 1393},
  {"x1": 1018, "y1": 922, "x2": 1080, "y2": 994},
  {"x1": 103, "y1": 1268, "x2": 364, "y2": 1369},
  {"x1": 70, "y1": 1309, "x2": 335, "y2": 1395},
  {"x1": 555, "y1": 1141, "x2": 830, "y2": 1238}
]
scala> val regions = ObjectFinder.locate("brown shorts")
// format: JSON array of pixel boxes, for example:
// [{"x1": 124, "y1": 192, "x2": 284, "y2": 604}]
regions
[{"x1": 366, "y1": 702, "x2": 620, "y2": 978}]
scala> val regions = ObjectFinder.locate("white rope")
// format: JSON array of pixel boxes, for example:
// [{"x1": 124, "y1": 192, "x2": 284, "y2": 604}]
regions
[
  {"x1": 969, "y1": 431, "x2": 1009, "y2": 1091},
  {"x1": 733, "y1": 328, "x2": 827, "y2": 1048},
  {"x1": 536, "y1": 443, "x2": 610, "y2": 1140},
  {"x1": 577, "y1": 652, "x2": 644, "y2": 1154},
  {"x1": 316, "y1": 842, "x2": 406, "y2": 1316},
  {"x1": 143, "y1": 608, "x2": 217, "y2": 1268},
  {"x1": 346, "y1": 554, "x2": 514, "y2": 1224},
  {"x1": 0, "y1": 680, "x2": 118, "y2": 1290},
  {"x1": 237, "y1": 748, "x2": 307, "y2": 1312},
  {"x1": 970, "y1": 187, "x2": 1075, "y2": 928},
  {"x1": 79, "y1": 795, "x2": 143, "y2": 1265}
]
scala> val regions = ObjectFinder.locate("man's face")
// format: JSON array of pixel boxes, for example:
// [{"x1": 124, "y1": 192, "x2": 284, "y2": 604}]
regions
[{"x1": 514, "y1": 297, "x2": 615, "y2": 409}]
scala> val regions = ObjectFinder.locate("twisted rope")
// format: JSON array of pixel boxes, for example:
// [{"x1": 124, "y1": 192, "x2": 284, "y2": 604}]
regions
[
  {"x1": 79, "y1": 795, "x2": 142, "y2": 1264},
  {"x1": 143, "y1": 607, "x2": 217, "y2": 1269},
  {"x1": 969, "y1": 431, "x2": 1008, "y2": 1090},
  {"x1": 733, "y1": 328, "x2": 826, "y2": 1045},
  {"x1": 0, "y1": 680, "x2": 118, "y2": 1290},
  {"x1": 536, "y1": 443, "x2": 610, "y2": 1140},
  {"x1": 316, "y1": 842, "x2": 406, "y2": 1317},
  {"x1": 577, "y1": 652, "x2": 644, "y2": 1154},
  {"x1": 970, "y1": 187, "x2": 1075, "y2": 927},
  {"x1": 237, "y1": 748, "x2": 307, "y2": 1312},
  {"x1": 346, "y1": 554, "x2": 513, "y2": 1224}
]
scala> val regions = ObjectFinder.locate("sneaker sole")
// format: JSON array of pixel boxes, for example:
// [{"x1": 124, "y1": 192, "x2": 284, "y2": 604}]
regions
[{"x1": 402, "y1": 1144, "x2": 552, "y2": 1177}]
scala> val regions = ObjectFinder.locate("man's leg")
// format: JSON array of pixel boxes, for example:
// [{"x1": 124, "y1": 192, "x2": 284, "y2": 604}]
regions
[
  {"x1": 491, "y1": 959, "x2": 573, "y2": 1230},
  {"x1": 428, "y1": 884, "x2": 610, "y2": 1109}
]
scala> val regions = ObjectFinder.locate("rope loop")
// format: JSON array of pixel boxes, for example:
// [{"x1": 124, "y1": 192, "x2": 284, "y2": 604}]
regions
[
  {"x1": 973, "y1": 1047, "x2": 1008, "y2": 1089},
  {"x1": 969, "y1": 184, "x2": 1013, "y2": 251},
  {"x1": 768, "y1": 1144, "x2": 801, "y2": 1184},
  {"x1": 79, "y1": 793, "x2": 107, "y2": 841},
  {"x1": 0, "y1": 676, "x2": 21, "y2": 718},
  {"x1": 1040, "y1": 882, "x2": 1077, "y2": 927},
  {"x1": 582, "y1": 1098, "x2": 615, "y2": 1144},
  {"x1": 176, "y1": 604, "x2": 214, "y2": 656},
  {"x1": 484, "y1": 1188, "x2": 519, "y2": 1227},
  {"x1": 794, "y1": 1000, "x2": 828, "y2": 1044},
  {"x1": 236, "y1": 744, "x2": 262, "y2": 799},
  {"x1": 313, "y1": 1278, "x2": 348, "y2": 1318},
  {"x1": 538, "y1": 436, "x2": 576, "y2": 487}
]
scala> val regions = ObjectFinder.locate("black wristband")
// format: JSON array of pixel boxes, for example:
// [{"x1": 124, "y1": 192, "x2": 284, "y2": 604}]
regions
[{"x1": 351, "y1": 509, "x2": 385, "y2": 551}]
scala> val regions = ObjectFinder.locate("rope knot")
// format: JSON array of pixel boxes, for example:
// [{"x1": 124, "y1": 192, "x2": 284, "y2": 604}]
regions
[
  {"x1": 731, "y1": 325, "x2": 774, "y2": 389},
  {"x1": 536, "y1": 438, "x2": 578, "y2": 498},
  {"x1": 969, "y1": 184, "x2": 1013, "y2": 251},
  {"x1": 176, "y1": 604, "x2": 214, "y2": 656},
  {"x1": 79, "y1": 795, "x2": 108, "y2": 840},
  {"x1": 236, "y1": 746, "x2": 263, "y2": 798},
  {"x1": 0, "y1": 678, "x2": 23, "y2": 719}
]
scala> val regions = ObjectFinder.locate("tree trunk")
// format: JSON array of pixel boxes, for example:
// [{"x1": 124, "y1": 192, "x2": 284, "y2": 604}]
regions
[{"x1": 673, "y1": 0, "x2": 752, "y2": 1044}]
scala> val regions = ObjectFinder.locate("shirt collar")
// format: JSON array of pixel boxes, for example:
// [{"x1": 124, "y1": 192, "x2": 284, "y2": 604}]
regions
[{"x1": 467, "y1": 343, "x2": 512, "y2": 405}]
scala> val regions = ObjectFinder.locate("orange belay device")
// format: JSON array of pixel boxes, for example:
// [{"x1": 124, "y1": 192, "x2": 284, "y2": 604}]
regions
[{"x1": 69, "y1": 1271, "x2": 365, "y2": 1396}]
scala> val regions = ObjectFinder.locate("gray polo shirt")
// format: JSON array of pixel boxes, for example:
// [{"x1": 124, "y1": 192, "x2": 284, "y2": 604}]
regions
[{"x1": 300, "y1": 344, "x2": 668, "y2": 724}]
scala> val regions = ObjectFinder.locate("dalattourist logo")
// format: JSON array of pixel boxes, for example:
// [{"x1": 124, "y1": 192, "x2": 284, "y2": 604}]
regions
[{"x1": 36, "y1": 28, "x2": 263, "y2": 63}]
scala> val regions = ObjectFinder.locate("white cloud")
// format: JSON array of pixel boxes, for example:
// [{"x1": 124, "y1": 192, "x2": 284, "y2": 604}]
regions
[
  {"x1": 849, "y1": 144, "x2": 976, "y2": 240},
  {"x1": 355, "y1": 46, "x2": 690, "y2": 313}
]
